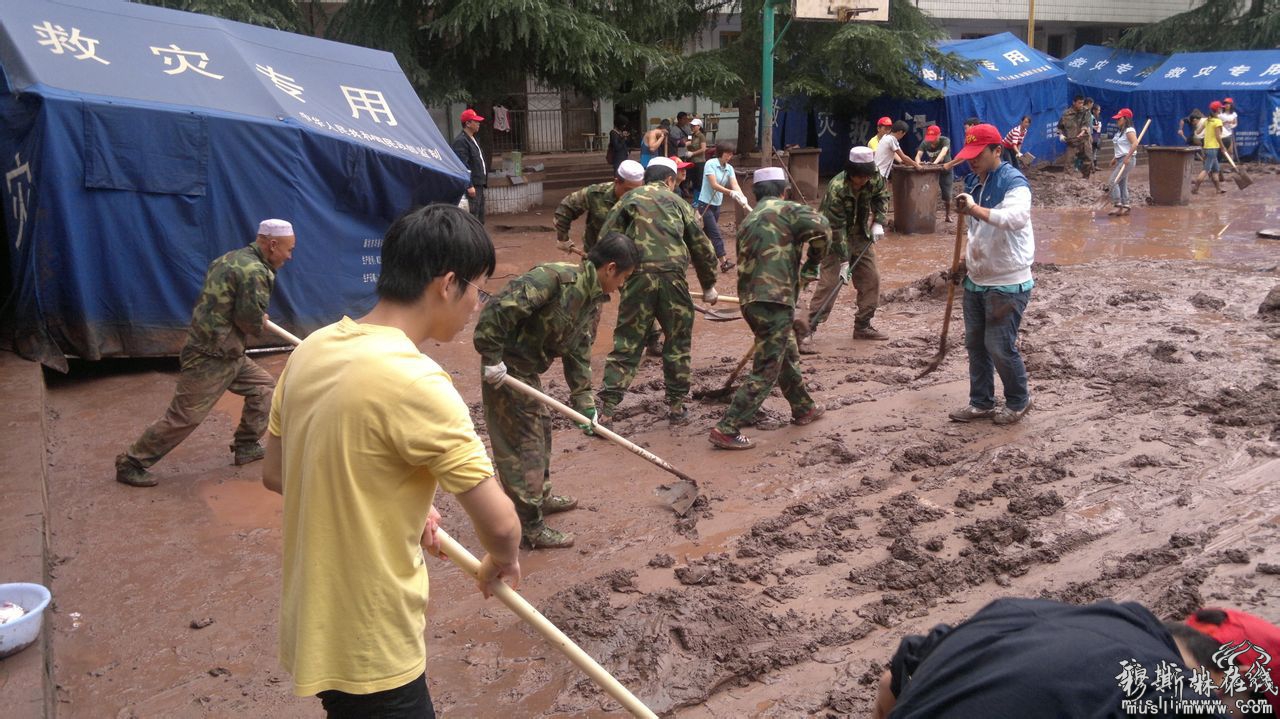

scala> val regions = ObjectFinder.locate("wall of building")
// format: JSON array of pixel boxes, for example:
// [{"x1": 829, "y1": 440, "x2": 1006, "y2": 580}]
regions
[{"x1": 917, "y1": 0, "x2": 1199, "y2": 25}]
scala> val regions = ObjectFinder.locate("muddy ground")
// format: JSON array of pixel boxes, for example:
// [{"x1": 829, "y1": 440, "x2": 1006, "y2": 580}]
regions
[{"x1": 37, "y1": 166, "x2": 1280, "y2": 717}]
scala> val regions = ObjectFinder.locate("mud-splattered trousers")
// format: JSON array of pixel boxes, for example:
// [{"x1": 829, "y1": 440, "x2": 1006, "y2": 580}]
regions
[
  {"x1": 716, "y1": 302, "x2": 815, "y2": 434},
  {"x1": 122, "y1": 348, "x2": 274, "y2": 468},
  {"x1": 598, "y1": 270, "x2": 696, "y2": 413},
  {"x1": 482, "y1": 367, "x2": 555, "y2": 530}
]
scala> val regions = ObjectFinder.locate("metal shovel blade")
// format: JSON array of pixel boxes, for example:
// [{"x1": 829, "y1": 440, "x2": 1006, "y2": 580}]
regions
[
  {"x1": 656, "y1": 480, "x2": 700, "y2": 516},
  {"x1": 1234, "y1": 170, "x2": 1253, "y2": 190},
  {"x1": 692, "y1": 303, "x2": 740, "y2": 321}
]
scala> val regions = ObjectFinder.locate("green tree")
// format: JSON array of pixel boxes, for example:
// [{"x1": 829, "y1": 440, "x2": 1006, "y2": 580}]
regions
[
  {"x1": 130, "y1": 0, "x2": 308, "y2": 32},
  {"x1": 716, "y1": 0, "x2": 974, "y2": 153},
  {"x1": 1114, "y1": 0, "x2": 1280, "y2": 53}
]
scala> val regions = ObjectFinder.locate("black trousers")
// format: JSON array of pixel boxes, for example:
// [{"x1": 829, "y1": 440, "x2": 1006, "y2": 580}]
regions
[
  {"x1": 469, "y1": 185, "x2": 486, "y2": 224},
  {"x1": 318, "y1": 672, "x2": 435, "y2": 718}
]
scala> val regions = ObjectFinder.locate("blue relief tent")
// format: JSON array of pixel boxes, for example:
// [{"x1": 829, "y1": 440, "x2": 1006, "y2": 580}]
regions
[
  {"x1": 1061, "y1": 45, "x2": 1166, "y2": 135},
  {"x1": 812, "y1": 33, "x2": 1069, "y2": 175},
  {"x1": 0, "y1": 0, "x2": 469, "y2": 369},
  {"x1": 1129, "y1": 50, "x2": 1280, "y2": 160}
]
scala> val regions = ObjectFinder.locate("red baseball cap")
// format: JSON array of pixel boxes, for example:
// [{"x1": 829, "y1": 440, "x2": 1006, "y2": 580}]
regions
[
  {"x1": 460, "y1": 108, "x2": 485, "y2": 123},
  {"x1": 877, "y1": 116, "x2": 892, "y2": 126},
  {"x1": 953, "y1": 123, "x2": 1003, "y2": 161},
  {"x1": 1222, "y1": 97, "x2": 1234, "y2": 104},
  {"x1": 1186, "y1": 608, "x2": 1280, "y2": 712},
  {"x1": 667, "y1": 156, "x2": 693, "y2": 170},
  {"x1": 1209, "y1": 100, "x2": 1223, "y2": 111},
  {"x1": 925, "y1": 125, "x2": 942, "y2": 138},
  {"x1": 1112, "y1": 108, "x2": 1133, "y2": 120}
]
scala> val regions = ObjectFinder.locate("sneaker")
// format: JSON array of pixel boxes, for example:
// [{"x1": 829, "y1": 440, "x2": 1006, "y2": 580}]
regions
[
  {"x1": 948, "y1": 405, "x2": 996, "y2": 422},
  {"x1": 521, "y1": 525, "x2": 575, "y2": 549},
  {"x1": 709, "y1": 427, "x2": 754, "y2": 450},
  {"x1": 798, "y1": 335, "x2": 819, "y2": 355},
  {"x1": 993, "y1": 399, "x2": 1033, "y2": 426},
  {"x1": 233, "y1": 442, "x2": 266, "y2": 466},
  {"x1": 852, "y1": 325, "x2": 889, "y2": 341},
  {"x1": 115, "y1": 454, "x2": 157, "y2": 487},
  {"x1": 543, "y1": 495, "x2": 578, "y2": 515},
  {"x1": 668, "y1": 406, "x2": 691, "y2": 426},
  {"x1": 791, "y1": 405, "x2": 826, "y2": 426},
  {"x1": 720, "y1": 259, "x2": 736, "y2": 273}
]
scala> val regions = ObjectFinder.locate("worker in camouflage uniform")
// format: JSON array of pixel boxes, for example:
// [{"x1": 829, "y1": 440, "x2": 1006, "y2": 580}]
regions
[
  {"x1": 596, "y1": 157, "x2": 720, "y2": 426},
  {"x1": 115, "y1": 219, "x2": 296, "y2": 487},
  {"x1": 554, "y1": 159, "x2": 645, "y2": 255},
  {"x1": 710, "y1": 167, "x2": 831, "y2": 450},
  {"x1": 476, "y1": 233, "x2": 641, "y2": 549},
  {"x1": 1058, "y1": 95, "x2": 1093, "y2": 179},
  {"x1": 800, "y1": 146, "x2": 892, "y2": 351}
]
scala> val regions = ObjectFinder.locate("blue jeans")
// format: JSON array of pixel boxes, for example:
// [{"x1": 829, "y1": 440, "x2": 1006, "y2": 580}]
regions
[
  {"x1": 1202, "y1": 148, "x2": 1220, "y2": 173},
  {"x1": 1110, "y1": 156, "x2": 1134, "y2": 206},
  {"x1": 963, "y1": 288, "x2": 1030, "y2": 411},
  {"x1": 698, "y1": 202, "x2": 726, "y2": 259}
]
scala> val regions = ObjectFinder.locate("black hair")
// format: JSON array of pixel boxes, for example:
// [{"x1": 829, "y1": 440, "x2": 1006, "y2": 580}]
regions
[
  {"x1": 716, "y1": 140, "x2": 737, "y2": 156},
  {"x1": 643, "y1": 165, "x2": 676, "y2": 184},
  {"x1": 1191, "y1": 608, "x2": 1229, "y2": 626},
  {"x1": 677, "y1": 111, "x2": 689, "y2": 120},
  {"x1": 1021, "y1": 115, "x2": 1031, "y2": 123},
  {"x1": 985, "y1": 143, "x2": 1003, "y2": 156},
  {"x1": 1085, "y1": 97, "x2": 1095, "y2": 105},
  {"x1": 613, "y1": 117, "x2": 627, "y2": 130},
  {"x1": 376, "y1": 204, "x2": 495, "y2": 302},
  {"x1": 588, "y1": 232, "x2": 642, "y2": 271},
  {"x1": 1164, "y1": 622, "x2": 1223, "y2": 669},
  {"x1": 1074, "y1": 95, "x2": 1085, "y2": 102},
  {"x1": 752, "y1": 179, "x2": 788, "y2": 199},
  {"x1": 845, "y1": 160, "x2": 878, "y2": 178},
  {"x1": 891, "y1": 120, "x2": 909, "y2": 134},
  {"x1": 659, "y1": 118, "x2": 671, "y2": 127},
  {"x1": 965, "y1": 116, "x2": 981, "y2": 126}
]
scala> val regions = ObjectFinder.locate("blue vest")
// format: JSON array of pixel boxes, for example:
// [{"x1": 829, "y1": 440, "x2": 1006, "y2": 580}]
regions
[{"x1": 963, "y1": 162, "x2": 1029, "y2": 210}]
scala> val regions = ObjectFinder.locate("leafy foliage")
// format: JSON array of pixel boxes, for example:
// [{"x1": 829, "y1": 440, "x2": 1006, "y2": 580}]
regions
[
  {"x1": 130, "y1": 0, "x2": 306, "y2": 32},
  {"x1": 1114, "y1": 0, "x2": 1280, "y2": 53}
]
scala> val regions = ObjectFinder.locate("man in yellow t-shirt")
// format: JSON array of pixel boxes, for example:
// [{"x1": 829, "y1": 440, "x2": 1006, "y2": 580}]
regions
[
  {"x1": 263, "y1": 204, "x2": 522, "y2": 716},
  {"x1": 1192, "y1": 101, "x2": 1226, "y2": 195}
]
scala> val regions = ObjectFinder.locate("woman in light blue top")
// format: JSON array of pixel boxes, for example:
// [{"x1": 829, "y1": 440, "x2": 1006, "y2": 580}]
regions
[
  {"x1": 695, "y1": 141, "x2": 744, "y2": 272},
  {"x1": 1108, "y1": 108, "x2": 1139, "y2": 216}
]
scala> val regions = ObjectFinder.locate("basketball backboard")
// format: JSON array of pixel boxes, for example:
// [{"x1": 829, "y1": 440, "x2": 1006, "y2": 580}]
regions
[{"x1": 792, "y1": 0, "x2": 889, "y2": 23}]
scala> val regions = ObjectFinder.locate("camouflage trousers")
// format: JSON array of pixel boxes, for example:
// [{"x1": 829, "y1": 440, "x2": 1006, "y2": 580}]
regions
[
  {"x1": 1067, "y1": 138, "x2": 1092, "y2": 177},
  {"x1": 599, "y1": 271, "x2": 695, "y2": 413},
  {"x1": 808, "y1": 240, "x2": 879, "y2": 330},
  {"x1": 482, "y1": 367, "x2": 555, "y2": 529},
  {"x1": 717, "y1": 302, "x2": 815, "y2": 434},
  {"x1": 123, "y1": 348, "x2": 274, "y2": 468}
]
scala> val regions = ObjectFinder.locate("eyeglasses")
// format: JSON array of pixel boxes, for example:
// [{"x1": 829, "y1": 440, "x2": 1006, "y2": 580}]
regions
[{"x1": 463, "y1": 278, "x2": 492, "y2": 305}]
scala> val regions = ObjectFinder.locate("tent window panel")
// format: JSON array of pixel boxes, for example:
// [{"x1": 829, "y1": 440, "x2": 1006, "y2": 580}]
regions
[{"x1": 83, "y1": 105, "x2": 208, "y2": 196}]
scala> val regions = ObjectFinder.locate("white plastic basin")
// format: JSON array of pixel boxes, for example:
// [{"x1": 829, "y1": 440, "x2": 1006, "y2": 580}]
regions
[{"x1": 0, "y1": 583, "x2": 51, "y2": 659}]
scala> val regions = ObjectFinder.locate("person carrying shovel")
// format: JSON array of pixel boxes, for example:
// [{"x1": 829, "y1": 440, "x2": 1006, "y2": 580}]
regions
[
  {"x1": 947, "y1": 123, "x2": 1036, "y2": 426},
  {"x1": 798, "y1": 146, "x2": 892, "y2": 352},
  {"x1": 1107, "y1": 109, "x2": 1140, "y2": 216},
  {"x1": 475, "y1": 233, "x2": 641, "y2": 549},
  {"x1": 553, "y1": 159, "x2": 645, "y2": 255},
  {"x1": 709, "y1": 167, "x2": 831, "y2": 450},
  {"x1": 596, "y1": 157, "x2": 721, "y2": 427}
]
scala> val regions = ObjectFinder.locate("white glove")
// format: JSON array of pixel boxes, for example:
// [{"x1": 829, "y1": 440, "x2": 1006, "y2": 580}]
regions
[
  {"x1": 838, "y1": 262, "x2": 851, "y2": 283},
  {"x1": 954, "y1": 192, "x2": 975, "y2": 214},
  {"x1": 556, "y1": 238, "x2": 576, "y2": 254},
  {"x1": 730, "y1": 191, "x2": 751, "y2": 209},
  {"x1": 482, "y1": 362, "x2": 508, "y2": 386},
  {"x1": 871, "y1": 223, "x2": 885, "y2": 242},
  {"x1": 702, "y1": 287, "x2": 718, "y2": 305}
]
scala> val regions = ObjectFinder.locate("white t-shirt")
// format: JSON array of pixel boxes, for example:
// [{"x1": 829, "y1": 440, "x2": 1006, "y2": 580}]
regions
[
  {"x1": 875, "y1": 134, "x2": 901, "y2": 178},
  {"x1": 1218, "y1": 110, "x2": 1237, "y2": 138}
]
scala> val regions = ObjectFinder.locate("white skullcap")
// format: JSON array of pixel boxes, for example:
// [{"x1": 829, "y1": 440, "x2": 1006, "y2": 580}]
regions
[
  {"x1": 257, "y1": 219, "x2": 294, "y2": 237},
  {"x1": 648, "y1": 156, "x2": 677, "y2": 172},
  {"x1": 753, "y1": 166, "x2": 786, "y2": 183},
  {"x1": 848, "y1": 146, "x2": 875, "y2": 164},
  {"x1": 690, "y1": 118, "x2": 703, "y2": 126},
  {"x1": 617, "y1": 159, "x2": 645, "y2": 182}
]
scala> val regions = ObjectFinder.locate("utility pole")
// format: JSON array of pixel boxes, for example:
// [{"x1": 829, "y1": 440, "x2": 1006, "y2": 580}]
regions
[
  {"x1": 760, "y1": 0, "x2": 779, "y2": 164},
  {"x1": 1027, "y1": 0, "x2": 1036, "y2": 49}
]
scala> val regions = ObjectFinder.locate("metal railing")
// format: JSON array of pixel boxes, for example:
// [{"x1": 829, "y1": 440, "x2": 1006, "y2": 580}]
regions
[{"x1": 490, "y1": 107, "x2": 601, "y2": 154}]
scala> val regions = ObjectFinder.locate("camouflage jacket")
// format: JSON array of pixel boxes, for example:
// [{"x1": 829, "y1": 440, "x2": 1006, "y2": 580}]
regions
[
  {"x1": 473, "y1": 261, "x2": 606, "y2": 412},
  {"x1": 554, "y1": 182, "x2": 619, "y2": 251},
  {"x1": 184, "y1": 244, "x2": 275, "y2": 358},
  {"x1": 1059, "y1": 106, "x2": 1091, "y2": 140},
  {"x1": 819, "y1": 171, "x2": 891, "y2": 257},
  {"x1": 598, "y1": 181, "x2": 718, "y2": 290},
  {"x1": 736, "y1": 197, "x2": 831, "y2": 308}
]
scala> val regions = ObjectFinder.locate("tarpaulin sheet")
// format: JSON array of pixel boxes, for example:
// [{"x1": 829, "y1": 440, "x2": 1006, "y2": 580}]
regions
[
  {"x1": 0, "y1": 0, "x2": 469, "y2": 368},
  {"x1": 1129, "y1": 50, "x2": 1280, "y2": 159},
  {"x1": 1062, "y1": 45, "x2": 1166, "y2": 135}
]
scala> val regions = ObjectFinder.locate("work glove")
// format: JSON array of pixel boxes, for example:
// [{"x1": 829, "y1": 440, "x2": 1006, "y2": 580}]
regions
[
  {"x1": 943, "y1": 259, "x2": 967, "y2": 286},
  {"x1": 954, "y1": 192, "x2": 974, "y2": 214},
  {"x1": 839, "y1": 261, "x2": 851, "y2": 284},
  {"x1": 730, "y1": 191, "x2": 751, "y2": 210},
  {"x1": 482, "y1": 362, "x2": 508, "y2": 386},
  {"x1": 556, "y1": 237, "x2": 576, "y2": 254},
  {"x1": 703, "y1": 287, "x2": 719, "y2": 305},
  {"x1": 871, "y1": 223, "x2": 885, "y2": 242},
  {"x1": 576, "y1": 407, "x2": 597, "y2": 436}
]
